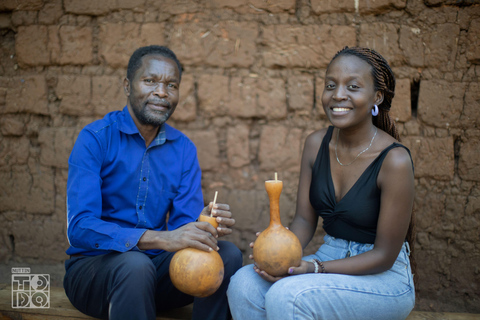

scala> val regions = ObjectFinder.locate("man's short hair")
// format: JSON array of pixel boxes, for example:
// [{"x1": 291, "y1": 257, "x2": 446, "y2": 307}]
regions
[{"x1": 127, "y1": 45, "x2": 182, "y2": 82}]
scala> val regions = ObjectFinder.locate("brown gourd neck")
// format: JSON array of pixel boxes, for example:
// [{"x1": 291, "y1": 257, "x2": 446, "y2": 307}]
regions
[{"x1": 265, "y1": 180, "x2": 283, "y2": 227}]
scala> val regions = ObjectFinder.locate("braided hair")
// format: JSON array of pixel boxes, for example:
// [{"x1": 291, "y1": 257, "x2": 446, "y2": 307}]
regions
[{"x1": 329, "y1": 47, "x2": 417, "y2": 285}]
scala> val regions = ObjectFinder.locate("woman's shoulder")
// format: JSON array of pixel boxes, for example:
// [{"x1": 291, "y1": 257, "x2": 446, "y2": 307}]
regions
[
  {"x1": 305, "y1": 127, "x2": 330, "y2": 147},
  {"x1": 302, "y1": 127, "x2": 331, "y2": 166},
  {"x1": 381, "y1": 142, "x2": 413, "y2": 173}
]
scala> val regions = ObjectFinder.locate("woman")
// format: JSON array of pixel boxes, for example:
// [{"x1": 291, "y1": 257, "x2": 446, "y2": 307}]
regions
[{"x1": 227, "y1": 47, "x2": 416, "y2": 320}]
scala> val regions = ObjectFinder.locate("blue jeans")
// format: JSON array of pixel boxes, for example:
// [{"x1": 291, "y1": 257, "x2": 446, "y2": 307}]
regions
[
  {"x1": 64, "y1": 241, "x2": 242, "y2": 320},
  {"x1": 227, "y1": 235, "x2": 415, "y2": 320}
]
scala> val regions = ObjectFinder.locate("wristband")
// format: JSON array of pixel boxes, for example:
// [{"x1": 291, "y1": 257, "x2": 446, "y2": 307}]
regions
[{"x1": 310, "y1": 259, "x2": 319, "y2": 273}]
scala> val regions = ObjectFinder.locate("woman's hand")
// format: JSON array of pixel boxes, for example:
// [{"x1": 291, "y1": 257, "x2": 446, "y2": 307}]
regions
[
  {"x1": 248, "y1": 231, "x2": 261, "y2": 261},
  {"x1": 286, "y1": 260, "x2": 314, "y2": 275},
  {"x1": 253, "y1": 264, "x2": 286, "y2": 283}
]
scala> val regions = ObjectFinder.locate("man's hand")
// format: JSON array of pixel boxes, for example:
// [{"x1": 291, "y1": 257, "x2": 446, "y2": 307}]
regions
[
  {"x1": 200, "y1": 202, "x2": 235, "y2": 238},
  {"x1": 137, "y1": 221, "x2": 219, "y2": 253}
]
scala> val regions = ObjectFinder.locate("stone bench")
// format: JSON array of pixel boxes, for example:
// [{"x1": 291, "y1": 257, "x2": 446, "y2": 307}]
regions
[{"x1": 1, "y1": 284, "x2": 479, "y2": 320}]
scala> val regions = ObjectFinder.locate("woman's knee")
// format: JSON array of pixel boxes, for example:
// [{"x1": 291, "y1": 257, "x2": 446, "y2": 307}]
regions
[{"x1": 227, "y1": 265, "x2": 254, "y2": 298}]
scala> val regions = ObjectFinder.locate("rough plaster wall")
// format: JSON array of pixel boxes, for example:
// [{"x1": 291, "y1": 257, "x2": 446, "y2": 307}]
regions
[{"x1": 0, "y1": 0, "x2": 479, "y2": 313}]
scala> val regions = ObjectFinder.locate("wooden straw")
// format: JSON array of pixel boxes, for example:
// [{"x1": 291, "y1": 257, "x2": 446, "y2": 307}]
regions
[{"x1": 211, "y1": 191, "x2": 218, "y2": 217}]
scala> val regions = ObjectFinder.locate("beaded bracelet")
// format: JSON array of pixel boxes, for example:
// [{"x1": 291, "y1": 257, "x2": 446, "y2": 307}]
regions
[
  {"x1": 314, "y1": 258, "x2": 326, "y2": 273},
  {"x1": 310, "y1": 259, "x2": 319, "y2": 273}
]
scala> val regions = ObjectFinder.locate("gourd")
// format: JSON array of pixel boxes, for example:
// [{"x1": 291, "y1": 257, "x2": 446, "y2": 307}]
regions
[
  {"x1": 169, "y1": 214, "x2": 224, "y2": 297},
  {"x1": 253, "y1": 174, "x2": 303, "y2": 276}
]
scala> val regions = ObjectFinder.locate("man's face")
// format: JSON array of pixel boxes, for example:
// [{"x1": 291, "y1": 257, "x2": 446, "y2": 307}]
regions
[{"x1": 125, "y1": 54, "x2": 180, "y2": 127}]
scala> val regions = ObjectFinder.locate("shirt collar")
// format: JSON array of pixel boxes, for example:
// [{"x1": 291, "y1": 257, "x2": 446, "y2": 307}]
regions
[{"x1": 118, "y1": 106, "x2": 182, "y2": 143}]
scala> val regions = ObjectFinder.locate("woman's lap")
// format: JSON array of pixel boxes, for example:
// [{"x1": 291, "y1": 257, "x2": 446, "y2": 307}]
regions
[{"x1": 227, "y1": 235, "x2": 415, "y2": 320}]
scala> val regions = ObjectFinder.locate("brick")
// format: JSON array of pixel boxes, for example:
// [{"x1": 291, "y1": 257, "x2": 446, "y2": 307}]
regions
[
  {"x1": 465, "y1": 185, "x2": 480, "y2": 216},
  {"x1": 91, "y1": 75, "x2": 126, "y2": 116},
  {"x1": 390, "y1": 78, "x2": 411, "y2": 122},
  {"x1": 261, "y1": 24, "x2": 356, "y2": 68},
  {"x1": 56, "y1": 75, "x2": 93, "y2": 116},
  {"x1": 197, "y1": 74, "x2": 229, "y2": 117},
  {"x1": 146, "y1": 0, "x2": 202, "y2": 14},
  {"x1": 139, "y1": 23, "x2": 167, "y2": 46},
  {"x1": 227, "y1": 124, "x2": 250, "y2": 168},
  {"x1": 206, "y1": 0, "x2": 245, "y2": 9},
  {"x1": 117, "y1": 0, "x2": 146, "y2": 10},
  {"x1": 403, "y1": 137, "x2": 454, "y2": 180},
  {"x1": 311, "y1": 0, "x2": 355, "y2": 13},
  {"x1": 417, "y1": 80, "x2": 467, "y2": 128},
  {"x1": 11, "y1": 10, "x2": 37, "y2": 26},
  {"x1": 248, "y1": 0, "x2": 295, "y2": 12},
  {"x1": 0, "y1": 13, "x2": 11, "y2": 29},
  {"x1": 466, "y1": 18, "x2": 480, "y2": 64},
  {"x1": 256, "y1": 78, "x2": 287, "y2": 119},
  {"x1": 0, "y1": 163, "x2": 55, "y2": 214},
  {"x1": 38, "y1": 127, "x2": 80, "y2": 169},
  {"x1": 202, "y1": 75, "x2": 287, "y2": 120},
  {"x1": 359, "y1": 23, "x2": 401, "y2": 66},
  {"x1": 423, "y1": 23, "x2": 459, "y2": 71},
  {"x1": 4, "y1": 76, "x2": 49, "y2": 115},
  {"x1": 315, "y1": 77, "x2": 327, "y2": 118},
  {"x1": 12, "y1": 219, "x2": 66, "y2": 260},
  {"x1": 258, "y1": 125, "x2": 302, "y2": 172},
  {"x1": 399, "y1": 25, "x2": 424, "y2": 67},
  {"x1": 227, "y1": 76, "x2": 257, "y2": 118},
  {"x1": 312, "y1": 0, "x2": 405, "y2": 14},
  {"x1": 458, "y1": 139, "x2": 480, "y2": 182},
  {"x1": 183, "y1": 130, "x2": 221, "y2": 171},
  {"x1": 172, "y1": 74, "x2": 196, "y2": 122},
  {"x1": 359, "y1": 0, "x2": 406, "y2": 13},
  {"x1": 54, "y1": 26, "x2": 93, "y2": 65},
  {"x1": 170, "y1": 21, "x2": 258, "y2": 68},
  {"x1": 462, "y1": 82, "x2": 480, "y2": 127},
  {"x1": 38, "y1": 0, "x2": 64, "y2": 25},
  {"x1": 287, "y1": 75, "x2": 314, "y2": 112},
  {"x1": 15, "y1": 25, "x2": 50, "y2": 67},
  {"x1": 98, "y1": 23, "x2": 166, "y2": 68},
  {"x1": 0, "y1": 116, "x2": 25, "y2": 136},
  {"x1": 0, "y1": 0, "x2": 43, "y2": 11},
  {"x1": 64, "y1": 0, "x2": 116, "y2": 15},
  {"x1": 0, "y1": 137, "x2": 30, "y2": 167}
]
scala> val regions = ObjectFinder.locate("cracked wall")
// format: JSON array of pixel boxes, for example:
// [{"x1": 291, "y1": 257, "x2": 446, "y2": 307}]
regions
[{"x1": 0, "y1": 0, "x2": 479, "y2": 313}]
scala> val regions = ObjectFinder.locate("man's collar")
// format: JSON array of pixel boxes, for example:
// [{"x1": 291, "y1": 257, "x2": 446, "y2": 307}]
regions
[{"x1": 118, "y1": 106, "x2": 182, "y2": 142}]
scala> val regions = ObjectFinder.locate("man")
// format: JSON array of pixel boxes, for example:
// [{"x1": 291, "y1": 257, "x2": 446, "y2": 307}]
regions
[{"x1": 64, "y1": 45, "x2": 242, "y2": 320}]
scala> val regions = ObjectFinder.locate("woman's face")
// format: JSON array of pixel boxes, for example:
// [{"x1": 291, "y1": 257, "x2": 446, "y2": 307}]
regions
[{"x1": 322, "y1": 54, "x2": 382, "y2": 130}]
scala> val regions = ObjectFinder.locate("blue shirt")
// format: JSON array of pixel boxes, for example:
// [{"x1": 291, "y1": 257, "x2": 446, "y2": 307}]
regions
[{"x1": 66, "y1": 106, "x2": 204, "y2": 256}]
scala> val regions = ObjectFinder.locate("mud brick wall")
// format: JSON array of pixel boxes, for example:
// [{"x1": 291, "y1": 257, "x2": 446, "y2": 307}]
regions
[{"x1": 1, "y1": 0, "x2": 479, "y2": 313}]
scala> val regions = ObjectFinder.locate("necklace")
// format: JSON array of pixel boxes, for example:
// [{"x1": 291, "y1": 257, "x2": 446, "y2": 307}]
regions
[{"x1": 335, "y1": 127, "x2": 377, "y2": 166}]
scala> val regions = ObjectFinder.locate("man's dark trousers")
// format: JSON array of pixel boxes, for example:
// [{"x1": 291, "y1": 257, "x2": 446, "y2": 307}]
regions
[{"x1": 64, "y1": 241, "x2": 242, "y2": 320}]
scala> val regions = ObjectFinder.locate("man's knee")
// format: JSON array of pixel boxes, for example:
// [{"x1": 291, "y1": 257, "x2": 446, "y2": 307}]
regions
[{"x1": 110, "y1": 252, "x2": 156, "y2": 285}]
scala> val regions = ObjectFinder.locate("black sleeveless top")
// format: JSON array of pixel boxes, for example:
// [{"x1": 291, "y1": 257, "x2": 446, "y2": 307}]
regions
[{"x1": 309, "y1": 126, "x2": 413, "y2": 244}]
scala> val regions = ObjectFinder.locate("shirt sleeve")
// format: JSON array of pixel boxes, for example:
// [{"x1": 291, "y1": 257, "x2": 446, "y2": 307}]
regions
[
  {"x1": 66, "y1": 129, "x2": 146, "y2": 253},
  {"x1": 167, "y1": 139, "x2": 204, "y2": 230}
]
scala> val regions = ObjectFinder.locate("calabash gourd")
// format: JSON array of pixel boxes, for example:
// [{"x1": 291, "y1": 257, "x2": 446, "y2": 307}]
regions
[
  {"x1": 169, "y1": 215, "x2": 224, "y2": 297},
  {"x1": 253, "y1": 177, "x2": 303, "y2": 277}
]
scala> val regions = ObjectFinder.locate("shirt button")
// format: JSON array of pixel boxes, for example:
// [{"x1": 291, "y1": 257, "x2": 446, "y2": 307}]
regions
[
  {"x1": 143, "y1": 177, "x2": 146, "y2": 181},
  {"x1": 95, "y1": 243, "x2": 99, "y2": 248},
  {"x1": 139, "y1": 205, "x2": 143, "y2": 210},
  {"x1": 125, "y1": 243, "x2": 130, "y2": 248}
]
